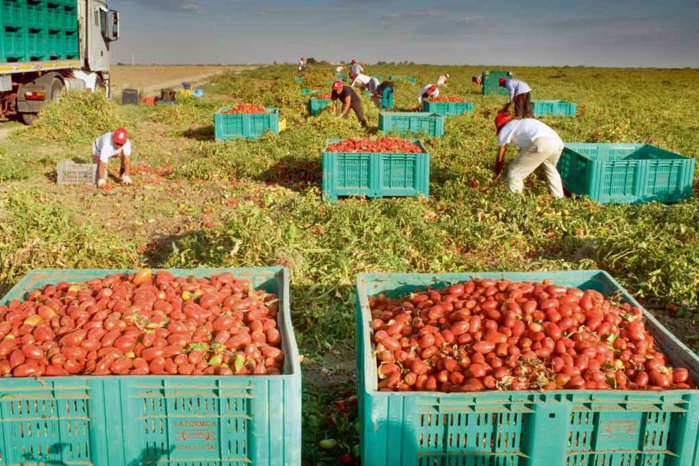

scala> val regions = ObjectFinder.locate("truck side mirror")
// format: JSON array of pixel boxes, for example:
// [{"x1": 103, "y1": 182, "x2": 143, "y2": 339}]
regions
[{"x1": 106, "y1": 10, "x2": 119, "y2": 41}]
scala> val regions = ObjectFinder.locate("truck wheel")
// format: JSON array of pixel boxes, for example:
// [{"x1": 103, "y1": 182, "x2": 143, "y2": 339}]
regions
[
  {"x1": 21, "y1": 113, "x2": 38, "y2": 125},
  {"x1": 49, "y1": 78, "x2": 64, "y2": 101}
]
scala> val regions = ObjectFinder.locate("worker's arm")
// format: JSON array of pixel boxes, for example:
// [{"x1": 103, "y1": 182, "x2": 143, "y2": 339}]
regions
[
  {"x1": 120, "y1": 154, "x2": 132, "y2": 184},
  {"x1": 340, "y1": 95, "x2": 351, "y2": 117},
  {"x1": 333, "y1": 100, "x2": 338, "y2": 114},
  {"x1": 508, "y1": 84, "x2": 515, "y2": 103},
  {"x1": 97, "y1": 160, "x2": 108, "y2": 186},
  {"x1": 494, "y1": 145, "x2": 507, "y2": 179}
]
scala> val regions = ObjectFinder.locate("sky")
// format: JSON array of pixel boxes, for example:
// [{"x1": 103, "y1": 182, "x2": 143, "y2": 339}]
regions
[{"x1": 109, "y1": 0, "x2": 699, "y2": 68}]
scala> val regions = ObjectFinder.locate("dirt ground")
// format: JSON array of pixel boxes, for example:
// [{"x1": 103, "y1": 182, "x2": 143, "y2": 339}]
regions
[{"x1": 110, "y1": 65, "x2": 256, "y2": 96}]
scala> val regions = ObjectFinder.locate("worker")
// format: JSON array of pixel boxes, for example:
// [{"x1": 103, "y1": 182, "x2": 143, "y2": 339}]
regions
[
  {"x1": 374, "y1": 80, "x2": 395, "y2": 109},
  {"x1": 417, "y1": 83, "x2": 439, "y2": 108},
  {"x1": 350, "y1": 72, "x2": 380, "y2": 95},
  {"x1": 350, "y1": 59, "x2": 364, "y2": 76},
  {"x1": 92, "y1": 127, "x2": 132, "y2": 188},
  {"x1": 436, "y1": 73, "x2": 450, "y2": 88},
  {"x1": 298, "y1": 57, "x2": 306, "y2": 74},
  {"x1": 331, "y1": 80, "x2": 367, "y2": 127},
  {"x1": 493, "y1": 113, "x2": 564, "y2": 198},
  {"x1": 499, "y1": 77, "x2": 534, "y2": 118},
  {"x1": 471, "y1": 75, "x2": 482, "y2": 86}
]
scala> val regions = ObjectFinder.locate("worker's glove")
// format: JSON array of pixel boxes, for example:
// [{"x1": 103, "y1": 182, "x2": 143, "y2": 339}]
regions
[
  {"x1": 97, "y1": 178, "x2": 107, "y2": 188},
  {"x1": 121, "y1": 175, "x2": 132, "y2": 185}
]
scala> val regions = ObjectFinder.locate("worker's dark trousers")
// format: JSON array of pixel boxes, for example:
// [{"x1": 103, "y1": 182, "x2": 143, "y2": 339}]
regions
[
  {"x1": 345, "y1": 101, "x2": 367, "y2": 127},
  {"x1": 514, "y1": 92, "x2": 534, "y2": 118}
]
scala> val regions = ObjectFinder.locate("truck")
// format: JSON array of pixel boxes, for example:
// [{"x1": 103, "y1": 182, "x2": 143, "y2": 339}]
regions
[{"x1": 0, "y1": 0, "x2": 119, "y2": 124}]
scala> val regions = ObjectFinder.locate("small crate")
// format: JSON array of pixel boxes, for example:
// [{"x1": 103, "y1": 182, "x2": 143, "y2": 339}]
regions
[
  {"x1": 214, "y1": 107, "x2": 279, "y2": 140},
  {"x1": 309, "y1": 98, "x2": 332, "y2": 116},
  {"x1": 62, "y1": 30, "x2": 78, "y2": 58},
  {"x1": 1, "y1": 27, "x2": 25, "y2": 62},
  {"x1": 121, "y1": 88, "x2": 139, "y2": 105},
  {"x1": 60, "y1": 7, "x2": 78, "y2": 32},
  {"x1": 56, "y1": 160, "x2": 97, "y2": 185},
  {"x1": 25, "y1": 0, "x2": 46, "y2": 30},
  {"x1": 300, "y1": 88, "x2": 320, "y2": 96},
  {"x1": 25, "y1": 29, "x2": 47, "y2": 61},
  {"x1": 422, "y1": 100, "x2": 473, "y2": 116},
  {"x1": 294, "y1": 76, "x2": 304, "y2": 82},
  {"x1": 1, "y1": 0, "x2": 24, "y2": 29},
  {"x1": 321, "y1": 139, "x2": 430, "y2": 202},
  {"x1": 356, "y1": 270, "x2": 699, "y2": 466},
  {"x1": 379, "y1": 112, "x2": 445, "y2": 137},
  {"x1": 334, "y1": 71, "x2": 348, "y2": 80},
  {"x1": 532, "y1": 100, "x2": 577, "y2": 117},
  {"x1": 0, "y1": 267, "x2": 302, "y2": 466},
  {"x1": 482, "y1": 70, "x2": 512, "y2": 96},
  {"x1": 46, "y1": 29, "x2": 62, "y2": 58},
  {"x1": 557, "y1": 143, "x2": 695, "y2": 204}
]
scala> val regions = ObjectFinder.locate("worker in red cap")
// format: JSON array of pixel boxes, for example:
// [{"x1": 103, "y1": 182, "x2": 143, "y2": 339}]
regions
[
  {"x1": 350, "y1": 59, "x2": 364, "y2": 76},
  {"x1": 417, "y1": 83, "x2": 439, "y2": 109},
  {"x1": 499, "y1": 77, "x2": 534, "y2": 118},
  {"x1": 493, "y1": 113, "x2": 564, "y2": 198},
  {"x1": 91, "y1": 127, "x2": 132, "y2": 188},
  {"x1": 331, "y1": 80, "x2": 367, "y2": 127}
]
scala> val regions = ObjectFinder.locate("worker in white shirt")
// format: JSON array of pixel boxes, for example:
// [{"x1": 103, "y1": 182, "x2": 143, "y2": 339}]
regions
[
  {"x1": 91, "y1": 127, "x2": 132, "y2": 188},
  {"x1": 417, "y1": 84, "x2": 439, "y2": 108},
  {"x1": 493, "y1": 114, "x2": 564, "y2": 198},
  {"x1": 436, "y1": 73, "x2": 450, "y2": 88},
  {"x1": 499, "y1": 77, "x2": 534, "y2": 118},
  {"x1": 350, "y1": 73, "x2": 380, "y2": 95},
  {"x1": 350, "y1": 59, "x2": 364, "y2": 76},
  {"x1": 298, "y1": 57, "x2": 306, "y2": 74}
]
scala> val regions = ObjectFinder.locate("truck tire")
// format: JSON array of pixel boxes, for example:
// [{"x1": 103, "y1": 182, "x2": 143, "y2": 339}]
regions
[
  {"x1": 49, "y1": 78, "x2": 64, "y2": 101},
  {"x1": 21, "y1": 113, "x2": 38, "y2": 125}
]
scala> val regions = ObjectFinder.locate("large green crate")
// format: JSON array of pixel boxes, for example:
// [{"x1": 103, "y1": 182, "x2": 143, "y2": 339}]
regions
[
  {"x1": 379, "y1": 112, "x2": 445, "y2": 137},
  {"x1": 321, "y1": 139, "x2": 430, "y2": 202},
  {"x1": 25, "y1": 0, "x2": 46, "y2": 30},
  {"x1": 0, "y1": 0, "x2": 24, "y2": 29},
  {"x1": 1, "y1": 27, "x2": 25, "y2": 62},
  {"x1": 0, "y1": 267, "x2": 302, "y2": 466},
  {"x1": 46, "y1": 30, "x2": 61, "y2": 58},
  {"x1": 61, "y1": 6, "x2": 78, "y2": 32},
  {"x1": 300, "y1": 88, "x2": 320, "y2": 96},
  {"x1": 421, "y1": 100, "x2": 473, "y2": 116},
  {"x1": 482, "y1": 70, "x2": 512, "y2": 96},
  {"x1": 62, "y1": 30, "x2": 78, "y2": 58},
  {"x1": 533, "y1": 100, "x2": 577, "y2": 117},
  {"x1": 46, "y1": 4, "x2": 62, "y2": 30},
  {"x1": 25, "y1": 29, "x2": 47, "y2": 61},
  {"x1": 557, "y1": 143, "x2": 695, "y2": 204},
  {"x1": 356, "y1": 270, "x2": 699, "y2": 466},
  {"x1": 309, "y1": 98, "x2": 332, "y2": 116},
  {"x1": 214, "y1": 107, "x2": 279, "y2": 140}
]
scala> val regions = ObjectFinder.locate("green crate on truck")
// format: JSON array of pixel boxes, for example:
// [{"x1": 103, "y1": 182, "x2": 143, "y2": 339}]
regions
[
  {"x1": 482, "y1": 70, "x2": 512, "y2": 96},
  {"x1": 533, "y1": 100, "x2": 577, "y2": 117},
  {"x1": 1, "y1": 27, "x2": 25, "y2": 62},
  {"x1": 46, "y1": 3, "x2": 61, "y2": 29},
  {"x1": 321, "y1": 139, "x2": 430, "y2": 202},
  {"x1": 355, "y1": 270, "x2": 699, "y2": 466},
  {"x1": 62, "y1": 30, "x2": 78, "y2": 58},
  {"x1": 214, "y1": 107, "x2": 279, "y2": 140},
  {"x1": 557, "y1": 143, "x2": 695, "y2": 204},
  {"x1": 25, "y1": 0, "x2": 46, "y2": 30},
  {"x1": 61, "y1": 6, "x2": 78, "y2": 31},
  {"x1": 309, "y1": 98, "x2": 332, "y2": 116},
  {"x1": 0, "y1": 0, "x2": 24, "y2": 29},
  {"x1": 0, "y1": 267, "x2": 302, "y2": 466},
  {"x1": 46, "y1": 29, "x2": 61, "y2": 58},
  {"x1": 25, "y1": 29, "x2": 47, "y2": 61},
  {"x1": 379, "y1": 112, "x2": 445, "y2": 137},
  {"x1": 422, "y1": 100, "x2": 474, "y2": 116}
]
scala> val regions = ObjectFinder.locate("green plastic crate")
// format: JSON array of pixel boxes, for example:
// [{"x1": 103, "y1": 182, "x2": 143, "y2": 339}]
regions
[
  {"x1": 0, "y1": 267, "x2": 302, "y2": 466},
  {"x1": 300, "y1": 88, "x2": 320, "y2": 96},
  {"x1": 62, "y1": 30, "x2": 78, "y2": 58},
  {"x1": 25, "y1": 29, "x2": 47, "y2": 61},
  {"x1": 356, "y1": 270, "x2": 699, "y2": 466},
  {"x1": 379, "y1": 112, "x2": 445, "y2": 137},
  {"x1": 482, "y1": 70, "x2": 512, "y2": 96},
  {"x1": 557, "y1": 143, "x2": 695, "y2": 204},
  {"x1": 309, "y1": 98, "x2": 332, "y2": 116},
  {"x1": 533, "y1": 100, "x2": 577, "y2": 117},
  {"x1": 46, "y1": 30, "x2": 61, "y2": 58},
  {"x1": 0, "y1": 0, "x2": 24, "y2": 29},
  {"x1": 25, "y1": 0, "x2": 46, "y2": 30},
  {"x1": 61, "y1": 7, "x2": 78, "y2": 32},
  {"x1": 321, "y1": 139, "x2": 430, "y2": 202},
  {"x1": 334, "y1": 71, "x2": 348, "y2": 80},
  {"x1": 1, "y1": 27, "x2": 24, "y2": 62},
  {"x1": 214, "y1": 107, "x2": 279, "y2": 140},
  {"x1": 294, "y1": 76, "x2": 304, "y2": 83},
  {"x1": 422, "y1": 100, "x2": 473, "y2": 116}
]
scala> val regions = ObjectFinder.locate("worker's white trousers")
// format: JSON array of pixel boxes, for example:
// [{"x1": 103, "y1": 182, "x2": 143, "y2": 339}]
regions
[{"x1": 507, "y1": 137, "x2": 565, "y2": 198}]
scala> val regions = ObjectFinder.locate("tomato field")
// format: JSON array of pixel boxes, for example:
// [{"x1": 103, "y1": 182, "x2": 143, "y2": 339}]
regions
[{"x1": 0, "y1": 63, "x2": 698, "y2": 465}]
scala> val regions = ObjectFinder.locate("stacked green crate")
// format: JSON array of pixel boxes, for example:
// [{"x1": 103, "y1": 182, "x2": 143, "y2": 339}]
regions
[
  {"x1": 482, "y1": 70, "x2": 512, "y2": 96},
  {"x1": 1, "y1": 0, "x2": 25, "y2": 62}
]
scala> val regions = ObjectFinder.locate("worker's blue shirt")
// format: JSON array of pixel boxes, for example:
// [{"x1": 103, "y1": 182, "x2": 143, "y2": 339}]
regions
[{"x1": 505, "y1": 79, "x2": 532, "y2": 102}]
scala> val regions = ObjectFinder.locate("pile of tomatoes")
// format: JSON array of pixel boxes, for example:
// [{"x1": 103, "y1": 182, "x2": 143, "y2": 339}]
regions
[
  {"x1": 369, "y1": 278, "x2": 693, "y2": 392},
  {"x1": 326, "y1": 138, "x2": 423, "y2": 153},
  {"x1": 316, "y1": 93, "x2": 333, "y2": 99},
  {"x1": 427, "y1": 96, "x2": 469, "y2": 103},
  {"x1": 221, "y1": 104, "x2": 268, "y2": 114},
  {"x1": 0, "y1": 270, "x2": 284, "y2": 377}
]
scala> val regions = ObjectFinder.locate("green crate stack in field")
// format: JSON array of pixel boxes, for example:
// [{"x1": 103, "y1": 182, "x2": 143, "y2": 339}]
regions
[
  {"x1": 355, "y1": 270, "x2": 699, "y2": 466},
  {"x1": 309, "y1": 98, "x2": 332, "y2": 116},
  {"x1": 214, "y1": 107, "x2": 280, "y2": 140},
  {"x1": 321, "y1": 139, "x2": 430, "y2": 202},
  {"x1": 558, "y1": 143, "x2": 695, "y2": 204},
  {"x1": 532, "y1": 100, "x2": 577, "y2": 117},
  {"x1": 379, "y1": 112, "x2": 445, "y2": 137},
  {"x1": 482, "y1": 70, "x2": 512, "y2": 96},
  {"x1": 422, "y1": 100, "x2": 474, "y2": 116},
  {"x1": 0, "y1": 268, "x2": 302, "y2": 466}
]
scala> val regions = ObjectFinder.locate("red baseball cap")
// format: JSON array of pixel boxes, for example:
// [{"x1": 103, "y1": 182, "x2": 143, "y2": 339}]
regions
[
  {"x1": 351, "y1": 59, "x2": 357, "y2": 64},
  {"x1": 332, "y1": 80, "x2": 343, "y2": 91},
  {"x1": 113, "y1": 127, "x2": 128, "y2": 145},
  {"x1": 494, "y1": 113, "x2": 514, "y2": 133},
  {"x1": 498, "y1": 77, "x2": 507, "y2": 86}
]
